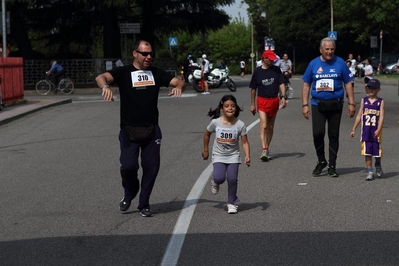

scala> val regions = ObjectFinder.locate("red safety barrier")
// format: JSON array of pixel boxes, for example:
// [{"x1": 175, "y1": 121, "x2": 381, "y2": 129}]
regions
[
  {"x1": 199, "y1": 80, "x2": 204, "y2": 90},
  {"x1": 0, "y1": 57, "x2": 24, "y2": 105}
]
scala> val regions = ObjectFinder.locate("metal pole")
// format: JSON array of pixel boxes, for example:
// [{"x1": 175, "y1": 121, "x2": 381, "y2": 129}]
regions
[
  {"x1": 293, "y1": 46, "x2": 295, "y2": 74},
  {"x1": 124, "y1": 33, "x2": 127, "y2": 64},
  {"x1": 251, "y1": 16, "x2": 254, "y2": 74},
  {"x1": 2, "y1": 0, "x2": 6, "y2": 57},
  {"x1": 380, "y1": 30, "x2": 383, "y2": 74},
  {"x1": 330, "y1": 0, "x2": 333, "y2": 32}
]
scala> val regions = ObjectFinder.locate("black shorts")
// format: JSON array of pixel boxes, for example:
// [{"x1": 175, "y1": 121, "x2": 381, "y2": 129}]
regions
[
  {"x1": 283, "y1": 71, "x2": 292, "y2": 78},
  {"x1": 202, "y1": 72, "x2": 209, "y2": 81}
]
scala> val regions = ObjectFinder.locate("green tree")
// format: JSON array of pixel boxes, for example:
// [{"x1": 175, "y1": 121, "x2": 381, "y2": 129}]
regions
[
  {"x1": 244, "y1": 0, "x2": 399, "y2": 63},
  {"x1": 8, "y1": 0, "x2": 101, "y2": 58},
  {"x1": 168, "y1": 18, "x2": 252, "y2": 74},
  {"x1": 334, "y1": 0, "x2": 399, "y2": 52},
  {"x1": 167, "y1": 30, "x2": 207, "y2": 64},
  {"x1": 119, "y1": 0, "x2": 235, "y2": 54},
  {"x1": 243, "y1": 0, "x2": 270, "y2": 52},
  {"x1": 255, "y1": 0, "x2": 331, "y2": 60},
  {"x1": 208, "y1": 18, "x2": 251, "y2": 62},
  {"x1": 6, "y1": 0, "x2": 236, "y2": 58}
]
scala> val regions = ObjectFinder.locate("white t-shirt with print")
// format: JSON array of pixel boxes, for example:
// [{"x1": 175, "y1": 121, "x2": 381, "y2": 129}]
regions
[{"x1": 206, "y1": 117, "x2": 247, "y2": 164}]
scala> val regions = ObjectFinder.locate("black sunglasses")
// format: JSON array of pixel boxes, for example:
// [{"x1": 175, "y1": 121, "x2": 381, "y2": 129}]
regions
[{"x1": 135, "y1": 50, "x2": 154, "y2": 57}]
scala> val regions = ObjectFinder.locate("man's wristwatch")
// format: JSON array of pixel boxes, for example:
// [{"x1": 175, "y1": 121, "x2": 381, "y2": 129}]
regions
[
  {"x1": 101, "y1": 84, "x2": 110, "y2": 90},
  {"x1": 348, "y1": 103, "x2": 356, "y2": 106},
  {"x1": 279, "y1": 94, "x2": 287, "y2": 100}
]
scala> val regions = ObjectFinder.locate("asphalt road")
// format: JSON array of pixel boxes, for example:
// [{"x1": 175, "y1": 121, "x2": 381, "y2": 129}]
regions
[{"x1": 1, "y1": 76, "x2": 399, "y2": 266}]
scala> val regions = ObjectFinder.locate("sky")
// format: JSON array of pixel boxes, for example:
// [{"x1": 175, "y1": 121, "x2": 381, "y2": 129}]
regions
[{"x1": 222, "y1": 1, "x2": 250, "y2": 24}]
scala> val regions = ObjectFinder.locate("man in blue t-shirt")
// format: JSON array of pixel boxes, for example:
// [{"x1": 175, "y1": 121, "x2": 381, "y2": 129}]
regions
[{"x1": 301, "y1": 37, "x2": 356, "y2": 177}]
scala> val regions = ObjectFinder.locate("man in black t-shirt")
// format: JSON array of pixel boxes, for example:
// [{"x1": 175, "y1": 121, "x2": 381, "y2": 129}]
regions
[{"x1": 95, "y1": 39, "x2": 185, "y2": 217}]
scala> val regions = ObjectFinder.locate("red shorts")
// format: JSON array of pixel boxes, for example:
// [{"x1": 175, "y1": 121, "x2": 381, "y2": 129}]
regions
[{"x1": 257, "y1": 97, "x2": 279, "y2": 116}]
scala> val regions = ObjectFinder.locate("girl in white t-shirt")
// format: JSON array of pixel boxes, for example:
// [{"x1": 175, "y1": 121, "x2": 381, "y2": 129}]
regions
[{"x1": 202, "y1": 95, "x2": 251, "y2": 214}]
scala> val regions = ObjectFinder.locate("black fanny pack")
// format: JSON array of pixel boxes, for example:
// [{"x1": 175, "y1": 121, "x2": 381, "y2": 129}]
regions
[
  {"x1": 315, "y1": 99, "x2": 343, "y2": 112},
  {"x1": 123, "y1": 125, "x2": 156, "y2": 142}
]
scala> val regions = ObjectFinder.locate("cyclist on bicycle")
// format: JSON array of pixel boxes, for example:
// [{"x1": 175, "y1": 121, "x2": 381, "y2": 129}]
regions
[
  {"x1": 276, "y1": 53, "x2": 294, "y2": 98},
  {"x1": 46, "y1": 60, "x2": 65, "y2": 86},
  {"x1": 277, "y1": 53, "x2": 292, "y2": 85}
]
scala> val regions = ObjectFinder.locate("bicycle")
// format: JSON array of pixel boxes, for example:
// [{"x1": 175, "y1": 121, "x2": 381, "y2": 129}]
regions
[{"x1": 35, "y1": 75, "x2": 74, "y2": 95}]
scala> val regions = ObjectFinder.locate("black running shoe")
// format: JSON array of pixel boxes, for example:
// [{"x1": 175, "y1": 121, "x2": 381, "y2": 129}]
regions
[
  {"x1": 140, "y1": 208, "x2": 154, "y2": 217},
  {"x1": 119, "y1": 197, "x2": 132, "y2": 212},
  {"x1": 328, "y1": 165, "x2": 339, "y2": 177},
  {"x1": 312, "y1": 160, "x2": 327, "y2": 176}
]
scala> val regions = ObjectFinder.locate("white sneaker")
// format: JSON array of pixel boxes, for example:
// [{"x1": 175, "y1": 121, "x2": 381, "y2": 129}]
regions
[
  {"x1": 375, "y1": 165, "x2": 383, "y2": 177},
  {"x1": 206, "y1": 91, "x2": 210, "y2": 94},
  {"x1": 211, "y1": 180, "x2": 219, "y2": 195},
  {"x1": 366, "y1": 171, "x2": 374, "y2": 181},
  {"x1": 227, "y1": 204, "x2": 238, "y2": 214},
  {"x1": 266, "y1": 149, "x2": 273, "y2": 160},
  {"x1": 260, "y1": 150, "x2": 268, "y2": 161},
  {"x1": 288, "y1": 87, "x2": 294, "y2": 99},
  {"x1": 201, "y1": 91, "x2": 207, "y2": 95}
]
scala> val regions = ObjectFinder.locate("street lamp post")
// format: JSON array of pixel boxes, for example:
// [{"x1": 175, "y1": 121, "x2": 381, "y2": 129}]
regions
[
  {"x1": 251, "y1": 15, "x2": 254, "y2": 74},
  {"x1": 238, "y1": 6, "x2": 254, "y2": 73},
  {"x1": 2, "y1": 0, "x2": 6, "y2": 57},
  {"x1": 330, "y1": 0, "x2": 333, "y2": 32}
]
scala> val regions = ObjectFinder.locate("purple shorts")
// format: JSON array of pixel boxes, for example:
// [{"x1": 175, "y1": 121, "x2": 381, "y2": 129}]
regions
[{"x1": 361, "y1": 141, "x2": 382, "y2": 157}]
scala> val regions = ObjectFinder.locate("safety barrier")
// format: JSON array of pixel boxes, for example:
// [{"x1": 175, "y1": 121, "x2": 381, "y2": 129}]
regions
[{"x1": 0, "y1": 57, "x2": 24, "y2": 105}]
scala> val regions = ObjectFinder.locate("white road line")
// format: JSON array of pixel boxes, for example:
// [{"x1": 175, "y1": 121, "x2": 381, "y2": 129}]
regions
[
  {"x1": 246, "y1": 118, "x2": 260, "y2": 131},
  {"x1": 160, "y1": 163, "x2": 213, "y2": 266},
  {"x1": 159, "y1": 93, "x2": 198, "y2": 99},
  {"x1": 72, "y1": 93, "x2": 197, "y2": 103},
  {"x1": 160, "y1": 118, "x2": 260, "y2": 266}
]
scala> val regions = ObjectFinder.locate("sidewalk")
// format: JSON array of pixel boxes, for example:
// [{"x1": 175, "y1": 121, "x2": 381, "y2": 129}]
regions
[
  {"x1": 0, "y1": 86, "x2": 122, "y2": 126},
  {"x1": 0, "y1": 97, "x2": 72, "y2": 126}
]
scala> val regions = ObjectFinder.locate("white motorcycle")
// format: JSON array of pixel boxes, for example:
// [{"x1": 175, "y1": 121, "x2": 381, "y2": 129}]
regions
[{"x1": 188, "y1": 62, "x2": 237, "y2": 93}]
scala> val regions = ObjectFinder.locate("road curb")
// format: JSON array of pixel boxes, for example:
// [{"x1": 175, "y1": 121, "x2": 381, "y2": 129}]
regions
[{"x1": 0, "y1": 98, "x2": 72, "y2": 126}]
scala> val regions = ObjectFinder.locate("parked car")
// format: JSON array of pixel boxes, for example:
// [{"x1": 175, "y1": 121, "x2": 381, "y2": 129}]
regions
[
  {"x1": 382, "y1": 62, "x2": 399, "y2": 74},
  {"x1": 368, "y1": 53, "x2": 399, "y2": 71}
]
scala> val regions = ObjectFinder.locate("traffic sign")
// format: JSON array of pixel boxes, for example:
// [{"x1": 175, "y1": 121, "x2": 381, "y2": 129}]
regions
[
  {"x1": 119, "y1": 23, "x2": 140, "y2": 34},
  {"x1": 169, "y1": 37, "x2": 178, "y2": 47},
  {"x1": 120, "y1": 23, "x2": 140, "y2": 29},
  {"x1": 370, "y1": 36, "x2": 378, "y2": 48},
  {"x1": 328, "y1": 31, "x2": 337, "y2": 40},
  {"x1": 120, "y1": 28, "x2": 140, "y2": 34}
]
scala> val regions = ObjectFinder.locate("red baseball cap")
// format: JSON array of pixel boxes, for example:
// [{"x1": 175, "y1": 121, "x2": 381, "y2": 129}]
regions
[{"x1": 262, "y1": 50, "x2": 277, "y2": 61}]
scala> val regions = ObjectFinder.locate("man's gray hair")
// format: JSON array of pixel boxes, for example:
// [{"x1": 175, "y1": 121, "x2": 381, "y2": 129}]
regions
[{"x1": 320, "y1": 37, "x2": 336, "y2": 49}]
